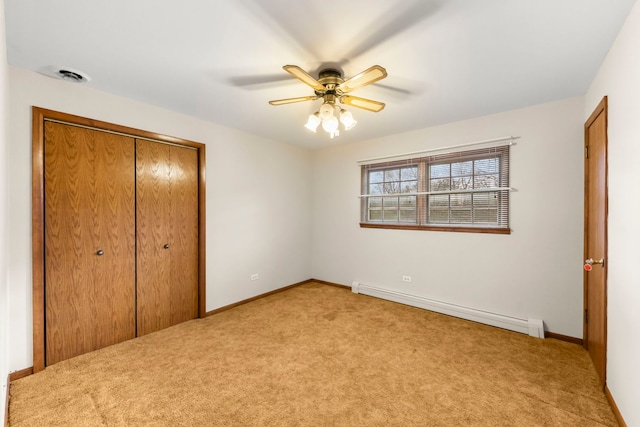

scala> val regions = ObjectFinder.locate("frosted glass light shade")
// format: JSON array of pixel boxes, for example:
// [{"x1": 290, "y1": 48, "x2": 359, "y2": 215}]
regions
[
  {"x1": 319, "y1": 103, "x2": 335, "y2": 120},
  {"x1": 322, "y1": 115, "x2": 339, "y2": 133},
  {"x1": 340, "y1": 109, "x2": 357, "y2": 130},
  {"x1": 304, "y1": 113, "x2": 321, "y2": 132}
]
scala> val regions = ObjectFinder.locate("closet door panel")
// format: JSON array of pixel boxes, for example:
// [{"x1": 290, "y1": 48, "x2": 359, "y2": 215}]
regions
[
  {"x1": 169, "y1": 145, "x2": 199, "y2": 325},
  {"x1": 44, "y1": 122, "x2": 136, "y2": 365},
  {"x1": 136, "y1": 139, "x2": 172, "y2": 336}
]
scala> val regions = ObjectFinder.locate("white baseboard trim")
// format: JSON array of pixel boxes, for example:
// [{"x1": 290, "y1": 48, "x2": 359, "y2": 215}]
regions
[{"x1": 351, "y1": 281, "x2": 544, "y2": 338}]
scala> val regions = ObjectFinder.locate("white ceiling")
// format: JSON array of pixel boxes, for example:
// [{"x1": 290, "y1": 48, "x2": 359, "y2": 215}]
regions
[{"x1": 4, "y1": 0, "x2": 636, "y2": 149}]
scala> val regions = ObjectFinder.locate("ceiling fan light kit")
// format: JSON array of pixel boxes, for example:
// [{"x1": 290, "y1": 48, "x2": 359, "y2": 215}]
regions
[{"x1": 269, "y1": 64, "x2": 387, "y2": 138}]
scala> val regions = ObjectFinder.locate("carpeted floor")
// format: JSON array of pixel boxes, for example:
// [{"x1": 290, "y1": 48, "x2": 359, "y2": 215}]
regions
[{"x1": 9, "y1": 282, "x2": 617, "y2": 426}]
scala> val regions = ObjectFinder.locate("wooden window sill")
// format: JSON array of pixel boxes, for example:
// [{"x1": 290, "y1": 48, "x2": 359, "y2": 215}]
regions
[{"x1": 359, "y1": 223, "x2": 511, "y2": 235}]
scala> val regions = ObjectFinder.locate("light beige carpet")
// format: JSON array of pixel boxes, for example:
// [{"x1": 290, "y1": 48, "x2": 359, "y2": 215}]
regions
[{"x1": 9, "y1": 282, "x2": 617, "y2": 426}]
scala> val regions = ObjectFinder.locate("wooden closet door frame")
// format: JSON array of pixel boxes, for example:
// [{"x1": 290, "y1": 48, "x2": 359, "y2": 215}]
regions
[{"x1": 32, "y1": 107, "x2": 207, "y2": 372}]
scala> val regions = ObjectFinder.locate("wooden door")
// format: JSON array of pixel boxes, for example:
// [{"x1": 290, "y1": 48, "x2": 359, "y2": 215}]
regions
[
  {"x1": 584, "y1": 97, "x2": 608, "y2": 387},
  {"x1": 168, "y1": 145, "x2": 200, "y2": 325},
  {"x1": 44, "y1": 122, "x2": 136, "y2": 365},
  {"x1": 136, "y1": 140, "x2": 199, "y2": 336}
]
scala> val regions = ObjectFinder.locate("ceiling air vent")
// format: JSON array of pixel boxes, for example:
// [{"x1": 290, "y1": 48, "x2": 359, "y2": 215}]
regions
[{"x1": 54, "y1": 67, "x2": 91, "y2": 83}]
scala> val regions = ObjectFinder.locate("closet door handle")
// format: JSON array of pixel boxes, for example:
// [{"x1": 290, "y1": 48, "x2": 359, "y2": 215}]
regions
[
  {"x1": 96, "y1": 249, "x2": 105, "y2": 256},
  {"x1": 163, "y1": 244, "x2": 170, "y2": 249}
]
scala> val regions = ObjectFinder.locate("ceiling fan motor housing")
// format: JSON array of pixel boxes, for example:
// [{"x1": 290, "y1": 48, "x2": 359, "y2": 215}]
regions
[{"x1": 317, "y1": 68, "x2": 344, "y2": 96}]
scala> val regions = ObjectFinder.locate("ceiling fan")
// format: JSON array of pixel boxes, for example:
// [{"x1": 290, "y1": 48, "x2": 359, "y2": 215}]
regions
[{"x1": 269, "y1": 65, "x2": 387, "y2": 137}]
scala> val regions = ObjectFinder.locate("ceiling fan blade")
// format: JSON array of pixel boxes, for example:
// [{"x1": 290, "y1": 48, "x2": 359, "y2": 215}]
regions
[
  {"x1": 337, "y1": 66, "x2": 387, "y2": 94},
  {"x1": 340, "y1": 95, "x2": 385, "y2": 112},
  {"x1": 344, "y1": 0, "x2": 443, "y2": 61},
  {"x1": 228, "y1": 74, "x2": 294, "y2": 88},
  {"x1": 269, "y1": 96, "x2": 318, "y2": 106},
  {"x1": 283, "y1": 65, "x2": 325, "y2": 91},
  {"x1": 237, "y1": 1, "x2": 323, "y2": 60}
]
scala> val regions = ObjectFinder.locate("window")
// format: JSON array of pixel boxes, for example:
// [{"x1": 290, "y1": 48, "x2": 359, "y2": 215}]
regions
[
  {"x1": 367, "y1": 166, "x2": 418, "y2": 223},
  {"x1": 360, "y1": 145, "x2": 510, "y2": 234}
]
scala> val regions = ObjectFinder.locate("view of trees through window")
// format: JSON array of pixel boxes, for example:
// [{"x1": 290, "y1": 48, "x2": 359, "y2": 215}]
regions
[{"x1": 361, "y1": 146, "x2": 509, "y2": 231}]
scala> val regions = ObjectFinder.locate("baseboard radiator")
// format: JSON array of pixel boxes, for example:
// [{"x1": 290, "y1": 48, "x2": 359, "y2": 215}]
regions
[{"x1": 351, "y1": 282, "x2": 544, "y2": 338}]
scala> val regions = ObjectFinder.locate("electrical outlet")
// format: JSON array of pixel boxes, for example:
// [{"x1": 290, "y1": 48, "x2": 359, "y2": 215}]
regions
[
  {"x1": 402, "y1": 275, "x2": 412, "y2": 282},
  {"x1": 251, "y1": 274, "x2": 259, "y2": 281}
]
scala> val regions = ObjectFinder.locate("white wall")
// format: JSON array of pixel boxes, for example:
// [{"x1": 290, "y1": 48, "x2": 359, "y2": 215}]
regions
[
  {"x1": 0, "y1": 0, "x2": 9, "y2": 417},
  {"x1": 7, "y1": 67, "x2": 313, "y2": 372},
  {"x1": 585, "y1": 0, "x2": 640, "y2": 425},
  {"x1": 312, "y1": 97, "x2": 585, "y2": 337}
]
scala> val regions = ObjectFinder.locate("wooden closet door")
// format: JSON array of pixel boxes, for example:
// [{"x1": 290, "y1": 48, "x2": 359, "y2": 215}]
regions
[
  {"x1": 136, "y1": 140, "x2": 198, "y2": 336},
  {"x1": 44, "y1": 122, "x2": 136, "y2": 365},
  {"x1": 168, "y1": 145, "x2": 199, "y2": 325}
]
